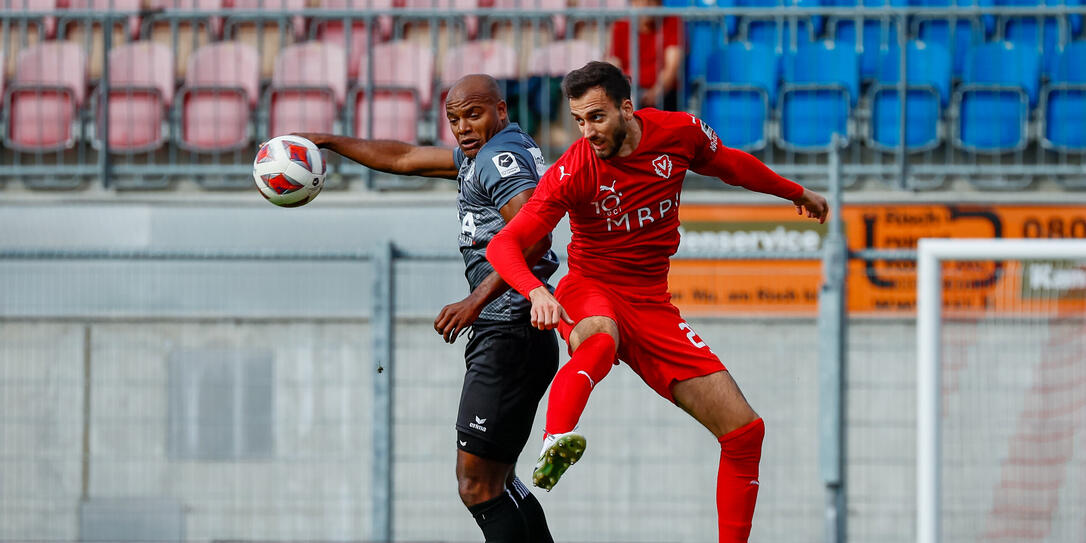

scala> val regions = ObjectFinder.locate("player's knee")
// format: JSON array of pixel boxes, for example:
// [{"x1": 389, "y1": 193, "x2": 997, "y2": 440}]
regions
[
  {"x1": 456, "y1": 469, "x2": 507, "y2": 507},
  {"x1": 569, "y1": 316, "x2": 619, "y2": 351}
]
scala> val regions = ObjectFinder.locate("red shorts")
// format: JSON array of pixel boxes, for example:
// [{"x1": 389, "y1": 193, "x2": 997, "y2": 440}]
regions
[{"x1": 554, "y1": 274, "x2": 727, "y2": 402}]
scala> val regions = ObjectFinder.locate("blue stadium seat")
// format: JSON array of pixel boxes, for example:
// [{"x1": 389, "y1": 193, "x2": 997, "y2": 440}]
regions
[
  {"x1": 1042, "y1": 41, "x2": 1086, "y2": 150},
  {"x1": 913, "y1": 0, "x2": 985, "y2": 77},
  {"x1": 832, "y1": 16, "x2": 901, "y2": 80},
  {"x1": 1000, "y1": 0, "x2": 1082, "y2": 78},
  {"x1": 955, "y1": 41, "x2": 1041, "y2": 151},
  {"x1": 780, "y1": 40, "x2": 859, "y2": 149},
  {"x1": 739, "y1": 0, "x2": 816, "y2": 52},
  {"x1": 869, "y1": 41, "x2": 951, "y2": 150},
  {"x1": 701, "y1": 42, "x2": 779, "y2": 150}
]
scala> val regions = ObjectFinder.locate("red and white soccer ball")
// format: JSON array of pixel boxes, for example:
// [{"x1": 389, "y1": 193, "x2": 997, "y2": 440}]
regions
[{"x1": 253, "y1": 135, "x2": 326, "y2": 207}]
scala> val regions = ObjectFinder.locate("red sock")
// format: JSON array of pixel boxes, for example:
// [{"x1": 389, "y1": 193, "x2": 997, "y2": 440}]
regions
[
  {"x1": 717, "y1": 418, "x2": 765, "y2": 543},
  {"x1": 544, "y1": 333, "x2": 616, "y2": 435}
]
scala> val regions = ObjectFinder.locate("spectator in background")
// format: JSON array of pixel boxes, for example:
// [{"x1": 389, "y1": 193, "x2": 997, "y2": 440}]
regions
[{"x1": 606, "y1": 0, "x2": 683, "y2": 110}]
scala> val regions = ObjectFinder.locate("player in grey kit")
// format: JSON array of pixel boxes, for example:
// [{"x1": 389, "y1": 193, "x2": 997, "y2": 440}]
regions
[{"x1": 294, "y1": 74, "x2": 559, "y2": 543}]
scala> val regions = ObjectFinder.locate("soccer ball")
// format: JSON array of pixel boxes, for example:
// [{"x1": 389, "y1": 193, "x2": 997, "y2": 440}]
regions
[{"x1": 253, "y1": 135, "x2": 326, "y2": 207}]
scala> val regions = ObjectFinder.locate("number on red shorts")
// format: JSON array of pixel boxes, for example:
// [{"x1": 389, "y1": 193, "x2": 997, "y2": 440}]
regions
[{"x1": 678, "y1": 321, "x2": 707, "y2": 349}]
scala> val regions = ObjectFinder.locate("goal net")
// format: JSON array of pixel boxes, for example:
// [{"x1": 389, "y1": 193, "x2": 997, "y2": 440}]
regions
[{"x1": 916, "y1": 238, "x2": 1086, "y2": 543}]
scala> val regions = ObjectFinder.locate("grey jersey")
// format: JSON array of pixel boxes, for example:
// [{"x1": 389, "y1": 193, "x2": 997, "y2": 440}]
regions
[{"x1": 454, "y1": 123, "x2": 560, "y2": 323}]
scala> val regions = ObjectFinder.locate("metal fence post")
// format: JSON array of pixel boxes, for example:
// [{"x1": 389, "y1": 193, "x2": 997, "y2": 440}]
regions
[
  {"x1": 819, "y1": 135, "x2": 847, "y2": 543},
  {"x1": 371, "y1": 240, "x2": 394, "y2": 543}
]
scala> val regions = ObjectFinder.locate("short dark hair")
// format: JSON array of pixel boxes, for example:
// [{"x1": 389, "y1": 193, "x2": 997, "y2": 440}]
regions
[{"x1": 561, "y1": 61, "x2": 631, "y2": 107}]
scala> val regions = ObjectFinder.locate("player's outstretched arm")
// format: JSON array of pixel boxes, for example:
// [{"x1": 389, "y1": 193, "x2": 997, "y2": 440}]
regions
[
  {"x1": 292, "y1": 133, "x2": 459, "y2": 179},
  {"x1": 433, "y1": 189, "x2": 554, "y2": 343},
  {"x1": 693, "y1": 142, "x2": 830, "y2": 224}
]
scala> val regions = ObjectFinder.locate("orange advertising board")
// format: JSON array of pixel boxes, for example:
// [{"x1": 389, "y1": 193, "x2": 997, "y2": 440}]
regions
[{"x1": 669, "y1": 204, "x2": 1086, "y2": 316}]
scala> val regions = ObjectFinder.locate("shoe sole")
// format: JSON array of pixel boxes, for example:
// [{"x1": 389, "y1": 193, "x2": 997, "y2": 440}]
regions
[{"x1": 532, "y1": 434, "x2": 586, "y2": 491}]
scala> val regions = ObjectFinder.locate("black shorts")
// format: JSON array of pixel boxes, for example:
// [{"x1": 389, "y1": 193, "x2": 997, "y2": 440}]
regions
[{"x1": 456, "y1": 320, "x2": 559, "y2": 464}]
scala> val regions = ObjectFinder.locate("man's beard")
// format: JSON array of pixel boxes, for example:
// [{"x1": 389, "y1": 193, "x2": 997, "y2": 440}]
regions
[{"x1": 596, "y1": 118, "x2": 628, "y2": 160}]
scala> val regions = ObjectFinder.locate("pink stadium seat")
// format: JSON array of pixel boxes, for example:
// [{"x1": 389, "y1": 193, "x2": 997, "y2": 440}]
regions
[
  {"x1": 178, "y1": 41, "x2": 259, "y2": 151},
  {"x1": 0, "y1": 0, "x2": 59, "y2": 39},
  {"x1": 231, "y1": 0, "x2": 307, "y2": 37},
  {"x1": 492, "y1": 0, "x2": 568, "y2": 38},
  {"x1": 268, "y1": 41, "x2": 347, "y2": 136},
  {"x1": 98, "y1": 41, "x2": 174, "y2": 151},
  {"x1": 357, "y1": 40, "x2": 434, "y2": 107},
  {"x1": 67, "y1": 0, "x2": 143, "y2": 38},
  {"x1": 441, "y1": 39, "x2": 517, "y2": 86},
  {"x1": 440, "y1": 40, "x2": 517, "y2": 146},
  {"x1": 528, "y1": 39, "x2": 600, "y2": 76},
  {"x1": 5, "y1": 41, "x2": 86, "y2": 150},
  {"x1": 148, "y1": 0, "x2": 224, "y2": 78},
  {"x1": 316, "y1": 0, "x2": 394, "y2": 79},
  {"x1": 149, "y1": 0, "x2": 225, "y2": 36},
  {"x1": 401, "y1": 0, "x2": 480, "y2": 38},
  {"x1": 353, "y1": 41, "x2": 434, "y2": 142}
]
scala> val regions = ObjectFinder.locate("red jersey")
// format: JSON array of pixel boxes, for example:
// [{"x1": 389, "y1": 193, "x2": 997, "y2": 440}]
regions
[
  {"x1": 609, "y1": 17, "x2": 683, "y2": 89},
  {"x1": 487, "y1": 109, "x2": 805, "y2": 298}
]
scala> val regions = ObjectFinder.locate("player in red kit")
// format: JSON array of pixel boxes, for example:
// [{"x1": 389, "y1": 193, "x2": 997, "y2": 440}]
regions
[{"x1": 485, "y1": 61, "x2": 829, "y2": 542}]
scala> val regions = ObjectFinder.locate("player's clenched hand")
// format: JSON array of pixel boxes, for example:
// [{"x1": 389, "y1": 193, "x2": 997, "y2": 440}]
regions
[
  {"x1": 793, "y1": 188, "x2": 830, "y2": 224},
  {"x1": 433, "y1": 296, "x2": 483, "y2": 344},
  {"x1": 528, "y1": 286, "x2": 573, "y2": 330}
]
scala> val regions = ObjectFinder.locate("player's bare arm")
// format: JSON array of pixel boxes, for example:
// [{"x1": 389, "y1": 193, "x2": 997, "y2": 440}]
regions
[
  {"x1": 434, "y1": 189, "x2": 554, "y2": 343},
  {"x1": 793, "y1": 187, "x2": 830, "y2": 224},
  {"x1": 292, "y1": 132, "x2": 459, "y2": 179}
]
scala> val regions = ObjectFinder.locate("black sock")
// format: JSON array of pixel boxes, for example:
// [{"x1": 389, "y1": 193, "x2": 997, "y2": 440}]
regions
[
  {"x1": 467, "y1": 491, "x2": 529, "y2": 543},
  {"x1": 507, "y1": 477, "x2": 554, "y2": 543}
]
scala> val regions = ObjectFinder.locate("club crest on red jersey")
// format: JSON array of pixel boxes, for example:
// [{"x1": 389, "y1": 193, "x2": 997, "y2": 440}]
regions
[
  {"x1": 261, "y1": 173, "x2": 304, "y2": 195},
  {"x1": 652, "y1": 155, "x2": 672, "y2": 178}
]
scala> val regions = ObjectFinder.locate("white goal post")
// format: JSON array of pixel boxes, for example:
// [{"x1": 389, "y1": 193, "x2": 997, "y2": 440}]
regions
[{"x1": 916, "y1": 238, "x2": 1086, "y2": 543}]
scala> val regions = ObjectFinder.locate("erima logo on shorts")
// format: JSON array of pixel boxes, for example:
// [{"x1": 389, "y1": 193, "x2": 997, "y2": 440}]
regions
[
  {"x1": 492, "y1": 152, "x2": 520, "y2": 178},
  {"x1": 470, "y1": 415, "x2": 488, "y2": 432}
]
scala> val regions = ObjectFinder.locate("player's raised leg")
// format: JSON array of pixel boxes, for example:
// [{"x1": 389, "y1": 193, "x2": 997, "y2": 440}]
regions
[
  {"x1": 534, "y1": 316, "x2": 619, "y2": 491},
  {"x1": 671, "y1": 370, "x2": 763, "y2": 543}
]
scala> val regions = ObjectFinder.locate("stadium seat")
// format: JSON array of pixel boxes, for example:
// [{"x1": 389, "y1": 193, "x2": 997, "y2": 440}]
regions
[
  {"x1": 401, "y1": 0, "x2": 481, "y2": 39},
  {"x1": 1041, "y1": 41, "x2": 1086, "y2": 150},
  {"x1": 1000, "y1": 0, "x2": 1081, "y2": 78},
  {"x1": 869, "y1": 40, "x2": 950, "y2": 151},
  {"x1": 0, "y1": 0, "x2": 58, "y2": 39},
  {"x1": 63, "y1": 0, "x2": 143, "y2": 80},
  {"x1": 829, "y1": 0, "x2": 904, "y2": 80},
  {"x1": 268, "y1": 41, "x2": 347, "y2": 137},
  {"x1": 913, "y1": 1, "x2": 983, "y2": 78},
  {"x1": 739, "y1": 0, "x2": 817, "y2": 53},
  {"x1": 700, "y1": 41, "x2": 778, "y2": 150},
  {"x1": 96, "y1": 41, "x2": 175, "y2": 152},
  {"x1": 1, "y1": 0, "x2": 57, "y2": 76},
  {"x1": 315, "y1": 0, "x2": 394, "y2": 79},
  {"x1": 225, "y1": 0, "x2": 307, "y2": 79},
  {"x1": 492, "y1": 0, "x2": 571, "y2": 38},
  {"x1": 177, "y1": 41, "x2": 260, "y2": 151},
  {"x1": 684, "y1": 16, "x2": 728, "y2": 92},
  {"x1": 955, "y1": 41, "x2": 1040, "y2": 152},
  {"x1": 145, "y1": 0, "x2": 224, "y2": 79},
  {"x1": 440, "y1": 40, "x2": 517, "y2": 146},
  {"x1": 354, "y1": 40, "x2": 435, "y2": 142},
  {"x1": 4, "y1": 41, "x2": 87, "y2": 150},
  {"x1": 527, "y1": 39, "x2": 601, "y2": 77},
  {"x1": 779, "y1": 40, "x2": 858, "y2": 150}
]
